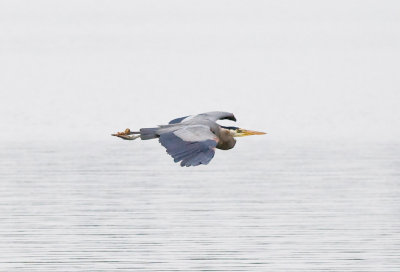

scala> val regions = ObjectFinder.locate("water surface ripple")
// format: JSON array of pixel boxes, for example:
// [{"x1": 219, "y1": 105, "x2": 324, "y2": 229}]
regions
[{"x1": 0, "y1": 140, "x2": 399, "y2": 271}]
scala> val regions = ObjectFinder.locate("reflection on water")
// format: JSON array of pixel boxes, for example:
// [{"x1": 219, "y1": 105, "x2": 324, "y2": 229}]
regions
[{"x1": 0, "y1": 140, "x2": 399, "y2": 271}]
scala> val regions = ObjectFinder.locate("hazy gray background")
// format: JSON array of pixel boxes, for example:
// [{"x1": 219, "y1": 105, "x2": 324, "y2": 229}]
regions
[
  {"x1": 1, "y1": 0, "x2": 399, "y2": 142},
  {"x1": 1, "y1": 2, "x2": 400, "y2": 271}
]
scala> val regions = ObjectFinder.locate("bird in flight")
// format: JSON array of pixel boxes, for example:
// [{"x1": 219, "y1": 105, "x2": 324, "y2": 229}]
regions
[{"x1": 112, "y1": 111, "x2": 266, "y2": 167}]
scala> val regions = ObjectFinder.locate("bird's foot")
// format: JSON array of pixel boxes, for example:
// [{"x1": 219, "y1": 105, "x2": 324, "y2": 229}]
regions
[
  {"x1": 112, "y1": 128, "x2": 131, "y2": 136},
  {"x1": 112, "y1": 128, "x2": 140, "y2": 140}
]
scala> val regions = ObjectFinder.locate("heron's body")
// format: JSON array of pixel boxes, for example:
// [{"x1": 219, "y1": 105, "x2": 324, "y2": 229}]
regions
[{"x1": 112, "y1": 111, "x2": 265, "y2": 167}]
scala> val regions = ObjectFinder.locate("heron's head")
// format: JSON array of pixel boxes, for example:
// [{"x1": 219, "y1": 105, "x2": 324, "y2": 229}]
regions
[{"x1": 222, "y1": 126, "x2": 266, "y2": 137}]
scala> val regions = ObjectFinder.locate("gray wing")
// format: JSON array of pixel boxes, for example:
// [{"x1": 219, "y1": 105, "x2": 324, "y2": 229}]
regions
[
  {"x1": 168, "y1": 111, "x2": 236, "y2": 125},
  {"x1": 168, "y1": 115, "x2": 190, "y2": 124},
  {"x1": 198, "y1": 111, "x2": 236, "y2": 122},
  {"x1": 159, "y1": 125, "x2": 218, "y2": 167}
]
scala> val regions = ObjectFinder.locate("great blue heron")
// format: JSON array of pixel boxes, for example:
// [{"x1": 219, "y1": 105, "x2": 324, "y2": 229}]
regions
[{"x1": 112, "y1": 111, "x2": 266, "y2": 167}]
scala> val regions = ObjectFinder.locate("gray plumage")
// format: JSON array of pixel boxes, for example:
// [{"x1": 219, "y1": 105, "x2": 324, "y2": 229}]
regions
[{"x1": 112, "y1": 111, "x2": 265, "y2": 167}]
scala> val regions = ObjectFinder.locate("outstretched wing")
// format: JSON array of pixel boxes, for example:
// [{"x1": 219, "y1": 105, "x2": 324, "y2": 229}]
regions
[
  {"x1": 168, "y1": 111, "x2": 236, "y2": 124},
  {"x1": 199, "y1": 111, "x2": 236, "y2": 122},
  {"x1": 159, "y1": 125, "x2": 218, "y2": 167},
  {"x1": 168, "y1": 115, "x2": 190, "y2": 124}
]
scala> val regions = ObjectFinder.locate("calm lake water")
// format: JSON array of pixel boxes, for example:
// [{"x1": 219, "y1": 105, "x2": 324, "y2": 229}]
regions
[{"x1": 0, "y1": 140, "x2": 399, "y2": 271}]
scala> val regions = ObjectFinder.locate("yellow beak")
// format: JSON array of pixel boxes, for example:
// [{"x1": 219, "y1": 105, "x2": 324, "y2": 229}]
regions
[{"x1": 235, "y1": 129, "x2": 267, "y2": 137}]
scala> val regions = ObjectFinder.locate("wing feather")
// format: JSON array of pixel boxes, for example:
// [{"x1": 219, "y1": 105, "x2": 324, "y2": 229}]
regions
[
  {"x1": 199, "y1": 111, "x2": 236, "y2": 122},
  {"x1": 168, "y1": 112, "x2": 236, "y2": 125},
  {"x1": 158, "y1": 125, "x2": 218, "y2": 167},
  {"x1": 168, "y1": 115, "x2": 190, "y2": 124}
]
